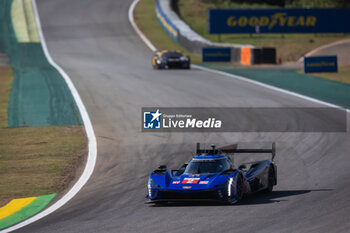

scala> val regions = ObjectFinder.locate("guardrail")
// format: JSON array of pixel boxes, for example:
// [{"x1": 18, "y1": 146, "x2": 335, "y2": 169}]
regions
[{"x1": 155, "y1": 0, "x2": 178, "y2": 41}]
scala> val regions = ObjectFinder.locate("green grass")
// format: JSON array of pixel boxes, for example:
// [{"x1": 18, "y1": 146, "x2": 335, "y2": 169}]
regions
[
  {"x1": 134, "y1": 0, "x2": 201, "y2": 63},
  {"x1": 178, "y1": 0, "x2": 350, "y2": 61},
  {"x1": 0, "y1": 67, "x2": 12, "y2": 127},
  {"x1": 300, "y1": 65, "x2": 350, "y2": 85},
  {"x1": 0, "y1": 126, "x2": 86, "y2": 207},
  {"x1": 0, "y1": 67, "x2": 87, "y2": 207}
]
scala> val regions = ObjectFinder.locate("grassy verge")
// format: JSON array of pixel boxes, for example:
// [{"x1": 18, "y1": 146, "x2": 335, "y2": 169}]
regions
[
  {"x1": 299, "y1": 65, "x2": 350, "y2": 85},
  {"x1": 178, "y1": 0, "x2": 350, "y2": 61},
  {"x1": 0, "y1": 67, "x2": 12, "y2": 127},
  {"x1": 134, "y1": 0, "x2": 201, "y2": 63},
  {"x1": 0, "y1": 67, "x2": 87, "y2": 207}
]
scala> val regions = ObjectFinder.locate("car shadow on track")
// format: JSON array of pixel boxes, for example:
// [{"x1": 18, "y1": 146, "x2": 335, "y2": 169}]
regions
[
  {"x1": 237, "y1": 189, "x2": 332, "y2": 206},
  {"x1": 149, "y1": 189, "x2": 332, "y2": 207}
]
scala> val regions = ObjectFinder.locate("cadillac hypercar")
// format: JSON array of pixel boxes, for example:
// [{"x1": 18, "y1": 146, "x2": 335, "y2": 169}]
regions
[{"x1": 146, "y1": 143, "x2": 277, "y2": 204}]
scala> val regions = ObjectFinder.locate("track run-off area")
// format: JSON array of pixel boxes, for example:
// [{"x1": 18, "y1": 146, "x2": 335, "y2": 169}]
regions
[{"x1": 6, "y1": 0, "x2": 350, "y2": 232}]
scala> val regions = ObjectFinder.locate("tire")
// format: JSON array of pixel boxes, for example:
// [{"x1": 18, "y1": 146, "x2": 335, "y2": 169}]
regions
[
  {"x1": 235, "y1": 174, "x2": 244, "y2": 201},
  {"x1": 264, "y1": 165, "x2": 275, "y2": 193}
]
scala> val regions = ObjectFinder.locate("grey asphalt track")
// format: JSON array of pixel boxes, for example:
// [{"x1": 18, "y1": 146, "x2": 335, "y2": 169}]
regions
[
  {"x1": 15, "y1": 0, "x2": 350, "y2": 232},
  {"x1": 305, "y1": 39, "x2": 350, "y2": 66}
]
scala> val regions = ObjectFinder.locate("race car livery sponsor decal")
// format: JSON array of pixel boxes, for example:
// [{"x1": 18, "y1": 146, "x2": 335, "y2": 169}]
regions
[
  {"x1": 182, "y1": 186, "x2": 192, "y2": 189},
  {"x1": 182, "y1": 178, "x2": 200, "y2": 184},
  {"x1": 172, "y1": 181, "x2": 180, "y2": 184},
  {"x1": 199, "y1": 181, "x2": 209, "y2": 184}
]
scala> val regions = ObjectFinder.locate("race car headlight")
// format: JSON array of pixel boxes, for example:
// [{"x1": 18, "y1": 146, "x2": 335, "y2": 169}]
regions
[
  {"x1": 179, "y1": 56, "x2": 188, "y2": 61},
  {"x1": 148, "y1": 178, "x2": 153, "y2": 189},
  {"x1": 156, "y1": 59, "x2": 161, "y2": 64},
  {"x1": 148, "y1": 178, "x2": 153, "y2": 197},
  {"x1": 227, "y1": 178, "x2": 234, "y2": 197}
]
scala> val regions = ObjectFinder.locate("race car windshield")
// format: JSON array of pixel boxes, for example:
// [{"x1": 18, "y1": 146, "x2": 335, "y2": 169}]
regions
[
  {"x1": 163, "y1": 52, "x2": 183, "y2": 58},
  {"x1": 184, "y1": 159, "x2": 230, "y2": 174}
]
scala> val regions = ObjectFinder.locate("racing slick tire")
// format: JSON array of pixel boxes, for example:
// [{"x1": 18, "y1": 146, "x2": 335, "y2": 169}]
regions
[
  {"x1": 235, "y1": 173, "x2": 244, "y2": 201},
  {"x1": 264, "y1": 165, "x2": 275, "y2": 193}
]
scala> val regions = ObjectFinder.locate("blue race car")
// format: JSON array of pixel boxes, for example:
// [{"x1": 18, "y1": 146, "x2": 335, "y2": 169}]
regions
[{"x1": 146, "y1": 143, "x2": 277, "y2": 205}]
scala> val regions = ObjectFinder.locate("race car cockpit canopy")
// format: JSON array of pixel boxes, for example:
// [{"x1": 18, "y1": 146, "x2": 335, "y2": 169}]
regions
[
  {"x1": 161, "y1": 51, "x2": 183, "y2": 58},
  {"x1": 196, "y1": 143, "x2": 276, "y2": 161},
  {"x1": 184, "y1": 156, "x2": 231, "y2": 174}
]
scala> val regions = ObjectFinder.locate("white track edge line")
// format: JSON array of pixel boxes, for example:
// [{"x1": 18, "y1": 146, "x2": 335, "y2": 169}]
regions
[
  {"x1": 128, "y1": 0, "x2": 349, "y2": 113},
  {"x1": 192, "y1": 64, "x2": 350, "y2": 113},
  {"x1": 128, "y1": 0, "x2": 157, "y2": 52},
  {"x1": 1, "y1": 1, "x2": 98, "y2": 232}
]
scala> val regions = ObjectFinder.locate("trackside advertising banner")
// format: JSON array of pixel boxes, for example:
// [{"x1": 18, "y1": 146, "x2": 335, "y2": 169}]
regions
[
  {"x1": 202, "y1": 48, "x2": 231, "y2": 62},
  {"x1": 141, "y1": 108, "x2": 346, "y2": 132},
  {"x1": 304, "y1": 56, "x2": 338, "y2": 73},
  {"x1": 208, "y1": 9, "x2": 350, "y2": 34}
]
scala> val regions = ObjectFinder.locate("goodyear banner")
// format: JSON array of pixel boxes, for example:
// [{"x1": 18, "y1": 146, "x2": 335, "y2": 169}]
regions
[
  {"x1": 304, "y1": 56, "x2": 338, "y2": 73},
  {"x1": 208, "y1": 9, "x2": 350, "y2": 34},
  {"x1": 202, "y1": 47, "x2": 231, "y2": 62}
]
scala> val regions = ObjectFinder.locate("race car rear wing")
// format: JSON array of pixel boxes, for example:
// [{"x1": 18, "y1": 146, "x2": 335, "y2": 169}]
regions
[{"x1": 196, "y1": 142, "x2": 276, "y2": 160}]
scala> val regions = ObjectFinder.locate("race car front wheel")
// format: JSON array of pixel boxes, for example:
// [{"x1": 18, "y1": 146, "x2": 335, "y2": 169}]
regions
[
  {"x1": 264, "y1": 165, "x2": 275, "y2": 193},
  {"x1": 235, "y1": 174, "x2": 244, "y2": 201}
]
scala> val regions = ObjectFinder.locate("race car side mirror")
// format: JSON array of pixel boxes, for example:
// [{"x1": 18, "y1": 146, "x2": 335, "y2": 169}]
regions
[
  {"x1": 222, "y1": 168, "x2": 236, "y2": 174},
  {"x1": 171, "y1": 169, "x2": 179, "y2": 176}
]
